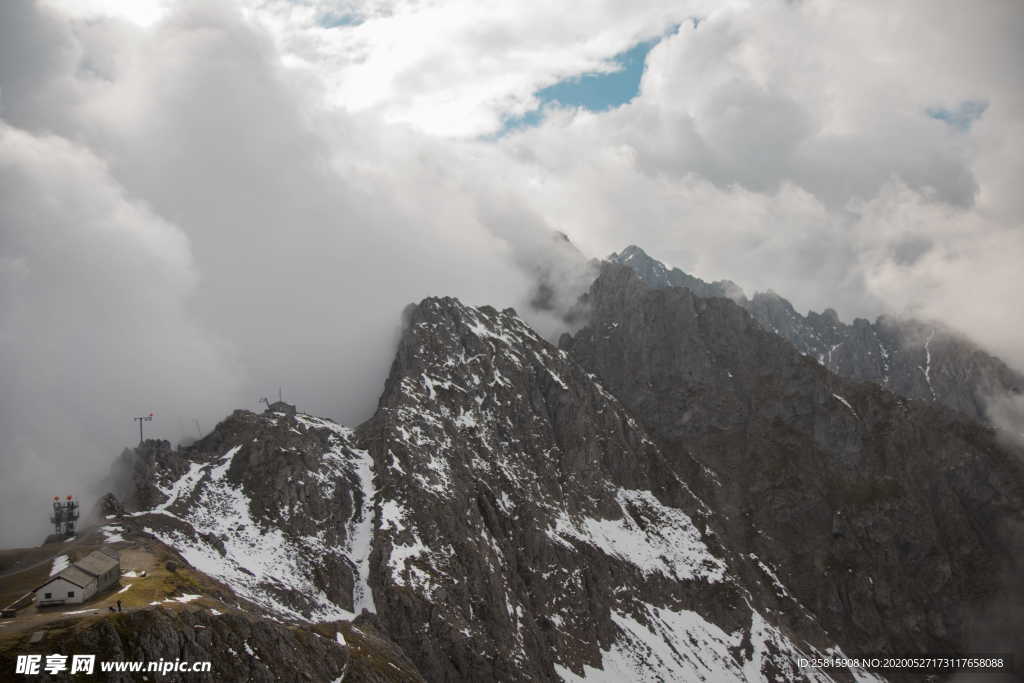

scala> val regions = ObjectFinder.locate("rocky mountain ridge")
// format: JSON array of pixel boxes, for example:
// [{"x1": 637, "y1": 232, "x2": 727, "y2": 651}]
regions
[
  {"x1": 66, "y1": 247, "x2": 1024, "y2": 681},
  {"x1": 608, "y1": 245, "x2": 1024, "y2": 425},
  {"x1": 101, "y1": 297, "x2": 896, "y2": 682},
  {"x1": 564, "y1": 262, "x2": 1024, "y2": 664}
]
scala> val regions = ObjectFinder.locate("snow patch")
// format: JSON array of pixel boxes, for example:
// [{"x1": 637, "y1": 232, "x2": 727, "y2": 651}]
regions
[
  {"x1": 49, "y1": 554, "x2": 70, "y2": 577},
  {"x1": 557, "y1": 603, "x2": 837, "y2": 682},
  {"x1": 349, "y1": 449, "x2": 376, "y2": 613},
  {"x1": 550, "y1": 489, "x2": 726, "y2": 583},
  {"x1": 919, "y1": 329, "x2": 937, "y2": 400}
]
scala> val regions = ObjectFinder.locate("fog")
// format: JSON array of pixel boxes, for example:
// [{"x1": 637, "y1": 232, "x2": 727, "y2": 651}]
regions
[
  {"x1": 1, "y1": 0, "x2": 1022, "y2": 546},
  {"x1": 0, "y1": 1, "x2": 590, "y2": 546}
]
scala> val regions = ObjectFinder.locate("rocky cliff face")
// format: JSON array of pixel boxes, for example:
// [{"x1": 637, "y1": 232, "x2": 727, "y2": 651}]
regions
[
  {"x1": 609, "y1": 245, "x2": 748, "y2": 303},
  {"x1": 562, "y1": 263, "x2": 1024, "y2": 661},
  {"x1": 93, "y1": 255, "x2": 1024, "y2": 681},
  {"x1": 108, "y1": 298, "x2": 887, "y2": 682},
  {"x1": 608, "y1": 245, "x2": 1024, "y2": 425},
  {"x1": 4, "y1": 607, "x2": 422, "y2": 683},
  {"x1": 357, "y1": 298, "x2": 855, "y2": 682},
  {"x1": 116, "y1": 408, "x2": 375, "y2": 623}
]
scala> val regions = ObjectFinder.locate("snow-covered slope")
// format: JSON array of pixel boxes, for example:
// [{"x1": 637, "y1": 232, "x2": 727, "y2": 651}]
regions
[{"x1": 128, "y1": 408, "x2": 375, "y2": 622}]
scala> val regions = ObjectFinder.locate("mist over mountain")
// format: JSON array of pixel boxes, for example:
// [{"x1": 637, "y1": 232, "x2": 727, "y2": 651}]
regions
[
  {"x1": 3, "y1": 0, "x2": 1023, "y2": 551},
  {"x1": 9, "y1": 263, "x2": 1017, "y2": 681},
  {"x1": 2, "y1": 1, "x2": 1024, "y2": 679}
]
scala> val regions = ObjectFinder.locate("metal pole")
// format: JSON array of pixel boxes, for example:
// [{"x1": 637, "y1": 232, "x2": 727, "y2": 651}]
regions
[{"x1": 134, "y1": 414, "x2": 153, "y2": 445}]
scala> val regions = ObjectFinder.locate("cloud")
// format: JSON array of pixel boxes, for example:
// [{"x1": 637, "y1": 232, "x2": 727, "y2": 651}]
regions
[
  {"x1": 0, "y1": 0, "x2": 582, "y2": 545},
  {"x1": 231, "y1": 0, "x2": 707, "y2": 137},
  {"x1": 485, "y1": 0, "x2": 1024, "y2": 367},
  {"x1": 1, "y1": 0, "x2": 1022, "y2": 545},
  {"x1": 0, "y1": 122, "x2": 243, "y2": 545}
]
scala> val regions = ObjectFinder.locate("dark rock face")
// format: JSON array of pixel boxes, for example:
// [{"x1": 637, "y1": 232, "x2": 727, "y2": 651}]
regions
[
  {"x1": 609, "y1": 245, "x2": 748, "y2": 303},
  {"x1": 107, "y1": 439, "x2": 185, "y2": 513},
  {"x1": 14, "y1": 608, "x2": 351, "y2": 683},
  {"x1": 357, "y1": 299, "x2": 831, "y2": 682},
  {"x1": 563, "y1": 263, "x2": 1024, "y2": 661},
  {"x1": 96, "y1": 492, "x2": 126, "y2": 518},
  {"x1": 97, "y1": 260, "x2": 1024, "y2": 681},
  {"x1": 113, "y1": 298, "x2": 871, "y2": 682},
  {"x1": 609, "y1": 245, "x2": 1024, "y2": 424}
]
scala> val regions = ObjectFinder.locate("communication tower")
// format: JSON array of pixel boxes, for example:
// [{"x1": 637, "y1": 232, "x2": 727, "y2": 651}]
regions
[{"x1": 50, "y1": 495, "x2": 80, "y2": 537}]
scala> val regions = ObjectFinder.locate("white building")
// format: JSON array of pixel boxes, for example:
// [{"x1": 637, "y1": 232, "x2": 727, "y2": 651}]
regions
[{"x1": 35, "y1": 549, "x2": 120, "y2": 607}]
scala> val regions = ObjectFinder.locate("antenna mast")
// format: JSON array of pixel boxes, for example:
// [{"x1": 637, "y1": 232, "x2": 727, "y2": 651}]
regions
[{"x1": 133, "y1": 413, "x2": 154, "y2": 444}]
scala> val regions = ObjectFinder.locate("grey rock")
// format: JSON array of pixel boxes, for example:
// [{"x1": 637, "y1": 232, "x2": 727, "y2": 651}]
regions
[
  {"x1": 13, "y1": 608, "x2": 351, "y2": 683},
  {"x1": 74, "y1": 257, "x2": 1024, "y2": 681},
  {"x1": 610, "y1": 244, "x2": 1024, "y2": 425},
  {"x1": 563, "y1": 262, "x2": 1024, "y2": 660},
  {"x1": 102, "y1": 296, "x2": 861, "y2": 682}
]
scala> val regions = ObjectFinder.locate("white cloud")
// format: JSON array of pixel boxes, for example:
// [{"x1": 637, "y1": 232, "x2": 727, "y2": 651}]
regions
[
  {"x1": 42, "y1": 0, "x2": 169, "y2": 26},
  {"x1": 236, "y1": 0, "x2": 710, "y2": 136},
  {"x1": 0, "y1": 0, "x2": 1022, "y2": 544},
  {"x1": 484, "y1": 0, "x2": 1024, "y2": 363},
  {"x1": 0, "y1": 122, "x2": 243, "y2": 544}
]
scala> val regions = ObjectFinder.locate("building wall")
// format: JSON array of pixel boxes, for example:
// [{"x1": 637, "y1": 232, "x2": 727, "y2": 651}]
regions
[
  {"x1": 35, "y1": 577, "x2": 96, "y2": 606},
  {"x1": 96, "y1": 563, "x2": 120, "y2": 593}
]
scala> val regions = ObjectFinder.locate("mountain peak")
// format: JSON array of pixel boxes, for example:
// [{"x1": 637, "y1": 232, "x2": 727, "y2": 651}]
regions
[
  {"x1": 612, "y1": 244, "x2": 1024, "y2": 424},
  {"x1": 608, "y1": 245, "x2": 748, "y2": 303}
]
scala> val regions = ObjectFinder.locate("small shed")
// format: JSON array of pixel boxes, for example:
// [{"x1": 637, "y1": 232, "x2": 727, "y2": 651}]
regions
[
  {"x1": 35, "y1": 566, "x2": 96, "y2": 606},
  {"x1": 34, "y1": 548, "x2": 120, "y2": 607}
]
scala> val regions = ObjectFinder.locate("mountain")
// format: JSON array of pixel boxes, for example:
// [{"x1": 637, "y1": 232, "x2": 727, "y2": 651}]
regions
[
  {"x1": 608, "y1": 245, "x2": 748, "y2": 303},
  {"x1": 563, "y1": 262, "x2": 1024, "y2": 662},
  {"x1": 355, "y1": 298, "x2": 856, "y2": 681},
  {"x1": 608, "y1": 245, "x2": 1024, "y2": 425},
  {"x1": 5, "y1": 247, "x2": 1022, "y2": 682},
  {"x1": 95, "y1": 300, "x2": 880, "y2": 682}
]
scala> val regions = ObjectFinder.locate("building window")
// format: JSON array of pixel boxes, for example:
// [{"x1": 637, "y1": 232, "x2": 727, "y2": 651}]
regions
[
  {"x1": 68, "y1": 591, "x2": 75, "y2": 598},
  {"x1": 44, "y1": 592, "x2": 52, "y2": 599}
]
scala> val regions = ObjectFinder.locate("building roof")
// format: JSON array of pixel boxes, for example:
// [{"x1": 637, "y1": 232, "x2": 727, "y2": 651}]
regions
[
  {"x1": 37, "y1": 566, "x2": 95, "y2": 591},
  {"x1": 75, "y1": 550, "x2": 119, "y2": 577}
]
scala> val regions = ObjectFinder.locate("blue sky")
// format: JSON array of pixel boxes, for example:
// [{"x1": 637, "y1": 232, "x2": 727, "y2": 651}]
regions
[
  {"x1": 926, "y1": 100, "x2": 988, "y2": 131},
  {"x1": 494, "y1": 31, "x2": 672, "y2": 137},
  {"x1": 319, "y1": 11, "x2": 363, "y2": 28}
]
